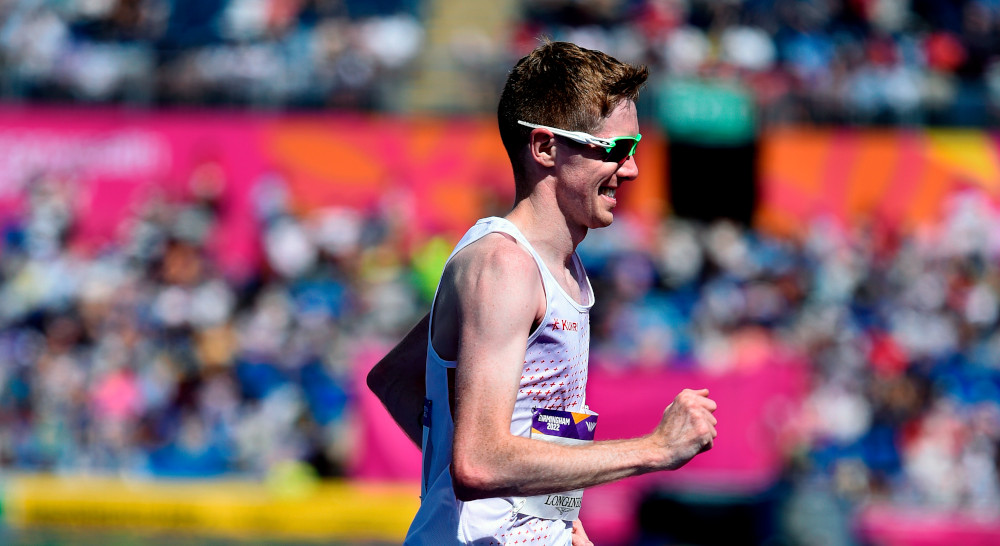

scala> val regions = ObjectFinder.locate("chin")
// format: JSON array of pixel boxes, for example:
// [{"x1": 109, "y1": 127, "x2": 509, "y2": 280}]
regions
[{"x1": 591, "y1": 214, "x2": 614, "y2": 229}]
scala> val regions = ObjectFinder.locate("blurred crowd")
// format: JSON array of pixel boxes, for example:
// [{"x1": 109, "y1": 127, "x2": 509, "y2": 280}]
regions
[
  {"x1": 514, "y1": 0, "x2": 1000, "y2": 126},
  {"x1": 3, "y1": 0, "x2": 1000, "y2": 124},
  {"x1": 0, "y1": 0, "x2": 423, "y2": 108},
  {"x1": 0, "y1": 167, "x2": 423, "y2": 480},
  {"x1": 1, "y1": 158, "x2": 998, "y2": 528}
]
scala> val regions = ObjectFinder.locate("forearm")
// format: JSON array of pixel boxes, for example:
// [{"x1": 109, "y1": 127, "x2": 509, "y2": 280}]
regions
[
  {"x1": 453, "y1": 433, "x2": 662, "y2": 500},
  {"x1": 453, "y1": 388, "x2": 718, "y2": 501},
  {"x1": 367, "y1": 313, "x2": 430, "y2": 447}
]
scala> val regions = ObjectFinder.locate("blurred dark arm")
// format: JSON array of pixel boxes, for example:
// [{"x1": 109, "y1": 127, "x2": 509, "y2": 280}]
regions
[{"x1": 366, "y1": 312, "x2": 430, "y2": 448}]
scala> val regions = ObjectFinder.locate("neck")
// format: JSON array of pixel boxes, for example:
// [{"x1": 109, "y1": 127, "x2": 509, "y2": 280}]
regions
[{"x1": 506, "y1": 193, "x2": 587, "y2": 266}]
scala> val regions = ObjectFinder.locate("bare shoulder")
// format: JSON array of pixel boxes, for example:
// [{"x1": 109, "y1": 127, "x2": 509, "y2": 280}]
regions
[
  {"x1": 444, "y1": 232, "x2": 543, "y2": 308},
  {"x1": 451, "y1": 232, "x2": 538, "y2": 275}
]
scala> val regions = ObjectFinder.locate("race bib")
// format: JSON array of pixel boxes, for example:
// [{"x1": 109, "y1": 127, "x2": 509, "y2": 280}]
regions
[{"x1": 516, "y1": 407, "x2": 598, "y2": 521}]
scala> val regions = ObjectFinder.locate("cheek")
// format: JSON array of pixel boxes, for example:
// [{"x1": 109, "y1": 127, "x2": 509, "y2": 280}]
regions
[{"x1": 559, "y1": 159, "x2": 616, "y2": 199}]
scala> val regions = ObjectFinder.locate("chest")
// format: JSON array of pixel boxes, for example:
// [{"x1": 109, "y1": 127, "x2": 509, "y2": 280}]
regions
[
  {"x1": 544, "y1": 258, "x2": 589, "y2": 307},
  {"x1": 518, "y1": 306, "x2": 590, "y2": 410}
]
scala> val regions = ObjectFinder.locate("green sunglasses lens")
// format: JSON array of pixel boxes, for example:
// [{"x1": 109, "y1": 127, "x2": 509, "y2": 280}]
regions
[{"x1": 605, "y1": 137, "x2": 639, "y2": 163}]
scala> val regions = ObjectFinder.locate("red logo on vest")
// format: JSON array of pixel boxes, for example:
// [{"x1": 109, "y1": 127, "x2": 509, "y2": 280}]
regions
[{"x1": 551, "y1": 318, "x2": 578, "y2": 331}]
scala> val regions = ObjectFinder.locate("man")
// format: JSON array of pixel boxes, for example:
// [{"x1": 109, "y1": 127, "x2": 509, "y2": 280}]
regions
[{"x1": 367, "y1": 41, "x2": 718, "y2": 545}]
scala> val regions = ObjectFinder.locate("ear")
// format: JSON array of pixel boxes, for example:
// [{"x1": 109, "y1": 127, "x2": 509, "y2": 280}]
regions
[{"x1": 527, "y1": 129, "x2": 557, "y2": 168}]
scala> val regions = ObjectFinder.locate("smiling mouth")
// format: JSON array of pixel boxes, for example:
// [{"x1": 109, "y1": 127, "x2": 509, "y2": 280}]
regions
[{"x1": 599, "y1": 187, "x2": 616, "y2": 199}]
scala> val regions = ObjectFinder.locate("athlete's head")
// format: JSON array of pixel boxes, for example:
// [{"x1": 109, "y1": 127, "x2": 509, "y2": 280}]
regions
[{"x1": 497, "y1": 41, "x2": 649, "y2": 182}]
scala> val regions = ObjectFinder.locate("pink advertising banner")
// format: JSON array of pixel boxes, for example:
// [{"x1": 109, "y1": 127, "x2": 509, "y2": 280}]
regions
[
  {"x1": 856, "y1": 504, "x2": 1000, "y2": 546},
  {"x1": 0, "y1": 107, "x2": 266, "y2": 275},
  {"x1": 353, "y1": 350, "x2": 807, "y2": 485},
  {"x1": 0, "y1": 106, "x2": 668, "y2": 277},
  {"x1": 7, "y1": 107, "x2": 999, "y2": 272}
]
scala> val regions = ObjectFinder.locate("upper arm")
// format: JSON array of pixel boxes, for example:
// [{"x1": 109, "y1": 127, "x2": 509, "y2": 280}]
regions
[{"x1": 447, "y1": 237, "x2": 544, "y2": 471}]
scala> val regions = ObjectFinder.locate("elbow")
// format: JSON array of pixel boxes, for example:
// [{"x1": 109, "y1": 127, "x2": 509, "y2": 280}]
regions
[
  {"x1": 366, "y1": 362, "x2": 388, "y2": 402},
  {"x1": 451, "y1": 452, "x2": 502, "y2": 502}
]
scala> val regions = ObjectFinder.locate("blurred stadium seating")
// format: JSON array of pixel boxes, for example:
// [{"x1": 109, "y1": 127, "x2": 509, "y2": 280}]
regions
[
  {"x1": 1, "y1": 0, "x2": 998, "y2": 123},
  {"x1": 0, "y1": 1, "x2": 999, "y2": 545}
]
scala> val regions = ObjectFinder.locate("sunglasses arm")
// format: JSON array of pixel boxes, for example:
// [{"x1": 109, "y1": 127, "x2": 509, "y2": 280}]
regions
[{"x1": 517, "y1": 120, "x2": 615, "y2": 148}]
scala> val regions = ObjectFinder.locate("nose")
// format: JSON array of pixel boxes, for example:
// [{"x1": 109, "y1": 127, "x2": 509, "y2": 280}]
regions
[{"x1": 616, "y1": 155, "x2": 639, "y2": 180}]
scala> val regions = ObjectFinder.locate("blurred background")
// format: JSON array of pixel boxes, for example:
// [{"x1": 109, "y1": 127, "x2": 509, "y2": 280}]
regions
[{"x1": 0, "y1": 0, "x2": 999, "y2": 545}]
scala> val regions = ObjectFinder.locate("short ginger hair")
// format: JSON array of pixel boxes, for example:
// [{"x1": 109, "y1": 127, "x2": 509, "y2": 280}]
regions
[{"x1": 497, "y1": 41, "x2": 649, "y2": 181}]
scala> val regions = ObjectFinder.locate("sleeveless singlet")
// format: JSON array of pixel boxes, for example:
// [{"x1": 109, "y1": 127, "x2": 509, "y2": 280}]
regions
[{"x1": 405, "y1": 217, "x2": 595, "y2": 546}]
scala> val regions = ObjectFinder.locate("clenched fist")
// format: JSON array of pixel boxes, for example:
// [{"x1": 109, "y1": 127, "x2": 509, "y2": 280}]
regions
[{"x1": 650, "y1": 388, "x2": 718, "y2": 470}]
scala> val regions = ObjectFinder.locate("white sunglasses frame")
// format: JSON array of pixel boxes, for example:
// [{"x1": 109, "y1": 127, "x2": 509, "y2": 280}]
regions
[{"x1": 517, "y1": 120, "x2": 641, "y2": 161}]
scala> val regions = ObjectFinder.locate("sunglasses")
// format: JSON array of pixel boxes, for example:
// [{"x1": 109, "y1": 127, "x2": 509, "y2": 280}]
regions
[{"x1": 518, "y1": 120, "x2": 642, "y2": 163}]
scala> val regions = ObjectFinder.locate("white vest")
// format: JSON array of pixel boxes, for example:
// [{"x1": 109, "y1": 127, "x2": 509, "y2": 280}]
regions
[{"x1": 405, "y1": 217, "x2": 595, "y2": 545}]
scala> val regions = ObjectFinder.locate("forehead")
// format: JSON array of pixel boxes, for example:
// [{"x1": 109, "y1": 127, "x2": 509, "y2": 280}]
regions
[{"x1": 595, "y1": 101, "x2": 639, "y2": 137}]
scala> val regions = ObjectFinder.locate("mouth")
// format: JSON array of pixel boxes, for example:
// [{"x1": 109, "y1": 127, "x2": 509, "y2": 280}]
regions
[{"x1": 599, "y1": 186, "x2": 617, "y2": 203}]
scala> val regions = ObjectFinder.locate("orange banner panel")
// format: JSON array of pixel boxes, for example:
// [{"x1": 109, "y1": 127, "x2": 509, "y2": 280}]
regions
[{"x1": 758, "y1": 127, "x2": 1000, "y2": 237}]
